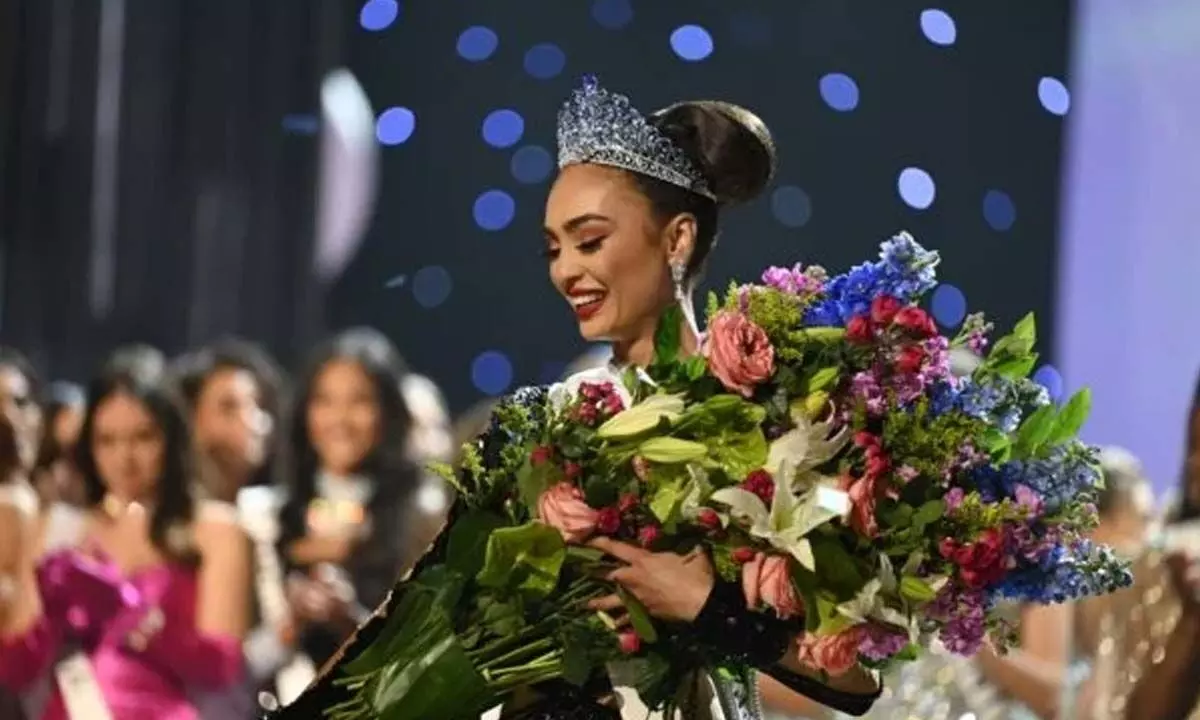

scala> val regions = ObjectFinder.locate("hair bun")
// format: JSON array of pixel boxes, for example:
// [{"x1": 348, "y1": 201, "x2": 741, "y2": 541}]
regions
[{"x1": 652, "y1": 100, "x2": 777, "y2": 206}]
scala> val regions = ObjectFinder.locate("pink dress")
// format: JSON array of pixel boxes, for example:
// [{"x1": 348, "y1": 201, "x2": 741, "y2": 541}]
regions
[{"x1": 0, "y1": 549, "x2": 243, "y2": 720}]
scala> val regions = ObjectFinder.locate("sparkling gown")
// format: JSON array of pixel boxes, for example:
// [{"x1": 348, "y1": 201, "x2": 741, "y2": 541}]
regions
[{"x1": 0, "y1": 516, "x2": 244, "y2": 719}]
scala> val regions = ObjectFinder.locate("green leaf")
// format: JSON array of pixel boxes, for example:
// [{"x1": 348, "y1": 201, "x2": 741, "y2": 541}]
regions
[
  {"x1": 703, "y1": 427, "x2": 768, "y2": 480},
  {"x1": 992, "y1": 354, "x2": 1038, "y2": 380},
  {"x1": 912, "y1": 499, "x2": 945, "y2": 529},
  {"x1": 638, "y1": 436, "x2": 708, "y2": 463},
  {"x1": 475, "y1": 522, "x2": 566, "y2": 600},
  {"x1": 1045, "y1": 388, "x2": 1091, "y2": 446},
  {"x1": 1013, "y1": 312, "x2": 1036, "y2": 344},
  {"x1": 445, "y1": 510, "x2": 507, "y2": 578},
  {"x1": 899, "y1": 575, "x2": 937, "y2": 603},
  {"x1": 516, "y1": 457, "x2": 560, "y2": 510},
  {"x1": 370, "y1": 623, "x2": 494, "y2": 719},
  {"x1": 653, "y1": 304, "x2": 684, "y2": 366},
  {"x1": 811, "y1": 536, "x2": 868, "y2": 600},
  {"x1": 481, "y1": 597, "x2": 524, "y2": 636},
  {"x1": 684, "y1": 355, "x2": 708, "y2": 381},
  {"x1": 801, "y1": 366, "x2": 841, "y2": 395},
  {"x1": 648, "y1": 478, "x2": 686, "y2": 527},
  {"x1": 1013, "y1": 403, "x2": 1057, "y2": 458},
  {"x1": 617, "y1": 585, "x2": 659, "y2": 643}
]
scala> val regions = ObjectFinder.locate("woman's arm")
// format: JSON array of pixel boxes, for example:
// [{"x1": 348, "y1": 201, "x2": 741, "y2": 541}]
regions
[
  {"x1": 127, "y1": 518, "x2": 253, "y2": 690},
  {"x1": 285, "y1": 534, "x2": 355, "y2": 568},
  {"x1": 0, "y1": 502, "x2": 59, "y2": 691},
  {"x1": 974, "y1": 603, "x2": 1071, "y2": 719}
]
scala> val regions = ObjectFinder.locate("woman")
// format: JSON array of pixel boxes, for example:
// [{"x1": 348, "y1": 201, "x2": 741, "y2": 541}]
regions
[
  {"x1": 33, "y1": 381, "x2": 87, "y2": 510},
  {"x1": 1, "y1": 404, "x2": 38, "y2": 720},
  {"x1": 0, "y1": 364, "x2": 252, "y2": 719},
  {"x1": 275, "y1": 328, "x2": 424, "y2": 671},
  {"x1": 269, "y1": 77, "x2": 881, "y2": 719}
]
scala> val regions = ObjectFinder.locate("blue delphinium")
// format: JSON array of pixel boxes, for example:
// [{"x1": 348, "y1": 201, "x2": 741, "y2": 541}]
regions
[
  {"x1": 803, "y1": 232, "x2": 941, "y2": 326},
  {"x1": 969, "y1": 444, "x2": 1102, "y2": 512},
  {"x1": 995, "y1": 539, "x2": 1133, "y2": 604}
]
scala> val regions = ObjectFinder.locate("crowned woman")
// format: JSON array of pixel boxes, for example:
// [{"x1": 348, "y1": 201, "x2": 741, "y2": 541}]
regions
[{"x1": 266, "y1": 76, "x2": 882, "y2": 720}]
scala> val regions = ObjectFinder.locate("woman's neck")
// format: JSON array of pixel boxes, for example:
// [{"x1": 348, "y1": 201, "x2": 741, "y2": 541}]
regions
[{"x1": 611, "y1": 309, "x2": 699, "y2": 369}]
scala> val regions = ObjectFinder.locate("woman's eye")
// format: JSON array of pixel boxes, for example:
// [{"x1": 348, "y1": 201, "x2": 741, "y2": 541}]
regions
[
  {"x1": 578, "y1": 237, "x2": 606, "y2": 253},
  {"x1": 541, "y1": 247, "x2": 560, "y2": 260}
]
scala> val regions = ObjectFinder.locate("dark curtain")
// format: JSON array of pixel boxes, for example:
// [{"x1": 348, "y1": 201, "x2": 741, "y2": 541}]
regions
[{"x1": 0, "y1": 0, "x2": 350, "y2": 381}]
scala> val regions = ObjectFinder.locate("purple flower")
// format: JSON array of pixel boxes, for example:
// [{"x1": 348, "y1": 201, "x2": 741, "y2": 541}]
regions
[
  {"x1": 944, "y1": 487, "x2": 966, "y2": 512},
  {"x1": 921, "y1": 336, "x2": 951, "y2": 382},
  {"x1": 1013, "y1": 484, "x2": 1044, "y2": 516},
  {"x1": 761, "y1": 263, "x2": 826, "y2": 297},
  {"x1": 850, "y1": 370, "x2": 887, "y2": 417},
  {"x1": 858, "y1": 624, "x2": 910, "y2": 661},
  {"x1": 930, "y1": 586, "x2": 989, "y2": 655}
]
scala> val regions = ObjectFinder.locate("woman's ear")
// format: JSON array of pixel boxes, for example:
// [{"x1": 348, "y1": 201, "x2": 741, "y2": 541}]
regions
[{"x1": 663, "y1": 213, "x2": 698, "y2": 270}]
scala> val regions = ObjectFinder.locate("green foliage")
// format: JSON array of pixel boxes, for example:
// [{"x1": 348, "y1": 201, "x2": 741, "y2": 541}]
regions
[
  {"x1": 881, "y1": 396, "x2": 987, "y2": 479},
  {"x1": 475, "y1": 523, "x2": 566, "y2": 600},
  {"x1": 618, "y1": 585, "x2": 659, "y2": 643}
]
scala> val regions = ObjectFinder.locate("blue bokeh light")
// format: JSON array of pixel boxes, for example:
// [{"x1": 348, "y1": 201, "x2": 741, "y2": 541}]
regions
[
  {"x1": 983, "y1": 189, "x2": 1016, "y2": 231},
  {"x1": 412, "y1": 265, "x2": 452, "y2": 309},
  {"x1": 897, "y1": 167, "x2": 936, "y2": 210},
  {"x1": 473, "y1": 190, "x2": 516, "y2": 231},
  {"x1": 376, "y1": 107, "x2": 416, "y2": 146},
  {"x1": 524, "y1": 43, "x2": 566, "y2": 79},
  {"x1": 919, "y1": 9, "x2": 957, "y2": 46},
  {"x1": 457, "y1": 26, "x2": 498, "y2": 61},
  {"x1": 472, "y1": 351, "x2": 514, "y2": 395},
  {"x1": 819, "y1": 73, "x2": 860, "y2": 112},
  {"x1": 1038, "y1": 77, "x2": 1071, "y2": 116},
  {"x1": 482, "y1": 109, "x2": 525, "y2": 149},
  {"x1": 670, "y1": 25, "x2": 714, "y2": 61},
  {"x1": 770, "y1": 186, "x2": 813, "y2": 228},
  {"x1": 1032, "y1": 364, "x2": 1065, "y2": 403},
  {"x1": 930, "y1": 283, "x2": 967, "y2": 328},
  {"x1": 591, "y1": 0, "x2": 633, "y2": 30},
  {"x1": 359, "y1": 0, "x2": 399, "y2": 31},
  {"x1": 511, "y1": 145, "x2": 553, "y2": 184}
]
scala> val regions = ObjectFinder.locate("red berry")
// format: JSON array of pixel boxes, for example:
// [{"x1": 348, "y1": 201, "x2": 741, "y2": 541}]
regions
[
  {"x1": 637, "y1": 525, "x2": 661, "y2": 548},
  {"x1": 731, "y1": 547, "x2": 757, "y2": 564},
  {"x1": 530, "y1": 446, "x2": 553, "y2": 466},
  {"x1": 618, "y1": 630, "x2": 641, "y2": 654},
  {"x1": 697, "y1": 508, "x2": 722, "y2": 530},
  {"x1": 618, "y1": 493, "x2": 639, "y2": 514},
  {"x1": 596, "y1": 507, "x2": 621, "y2": 535},
  {"x1": 563, "y1": 462, "x2": 582, "y2": 481}
]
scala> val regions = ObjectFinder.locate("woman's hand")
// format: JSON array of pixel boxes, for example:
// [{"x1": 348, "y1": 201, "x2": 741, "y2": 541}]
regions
[{"x1": 586, "y1": 537, "x2": 714, "y2": 623}]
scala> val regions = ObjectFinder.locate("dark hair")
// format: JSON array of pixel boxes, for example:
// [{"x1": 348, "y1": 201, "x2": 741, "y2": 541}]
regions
[
  {"x1": 635, "y1": 101, "x2": 777, "y2": 280},
  {"x1": 35, "y1": 381, "x2": 86, "y2": 472},
  {"x1": 75, "y1": 368, "x2": 196, "y2": 561},
  {"x1": 0, "y1": 346, "x2": 41, "y2": 403},
  {"x1": 173, "y1": 337, "x2": 284, "y2": 422},
  {"x1": 276, "y1": 328, "x2": 417, "y2": 576}
]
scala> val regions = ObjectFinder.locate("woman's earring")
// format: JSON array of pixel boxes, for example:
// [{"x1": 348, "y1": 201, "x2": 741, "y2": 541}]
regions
[{"x1": 670, "y1": 262, "x2": 687, "y2": 300}]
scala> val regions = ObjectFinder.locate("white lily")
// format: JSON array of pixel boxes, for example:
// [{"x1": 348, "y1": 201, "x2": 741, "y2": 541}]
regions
[
  {"x1": 710, "y1": 467, "x2": 849, "y2": 571},
  {"x1": 764, "y1": 400, "x2": 849, "y2": 479}
]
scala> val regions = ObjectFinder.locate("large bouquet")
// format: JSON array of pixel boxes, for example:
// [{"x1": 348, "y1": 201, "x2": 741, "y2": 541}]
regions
[{"x1": 326, "y1": 233, "x2": 1131, "y2": 719}]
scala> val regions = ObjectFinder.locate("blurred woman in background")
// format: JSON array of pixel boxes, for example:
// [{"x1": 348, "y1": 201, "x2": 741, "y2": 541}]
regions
[
  {"x1": 0, "y1": 398, "x2": 38, "y2": 720},
  {"x1": 275, "y1": 328, "x2": 422, "y2": 670},
  {"x1": 0, "y1": 362, "x2": 252, "y2": 719},
  {"x1": 34, "y1": 381, "x2": 86, "y2": 509}
]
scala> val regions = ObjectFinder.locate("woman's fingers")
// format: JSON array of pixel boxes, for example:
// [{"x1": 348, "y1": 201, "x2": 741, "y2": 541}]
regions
[{"x1": 589, "y1": 536, "x2": 649, "y2": 565}]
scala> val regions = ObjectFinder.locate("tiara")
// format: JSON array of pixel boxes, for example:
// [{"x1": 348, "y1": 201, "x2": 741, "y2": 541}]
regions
[{"x1": 556, "y1": 75, "x2": 717, "y2": 201}]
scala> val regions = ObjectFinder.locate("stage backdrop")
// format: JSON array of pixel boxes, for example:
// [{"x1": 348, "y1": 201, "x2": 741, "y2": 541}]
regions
[{"x1": 333, "y1": 0, "x2": 1075, "y2": 413}]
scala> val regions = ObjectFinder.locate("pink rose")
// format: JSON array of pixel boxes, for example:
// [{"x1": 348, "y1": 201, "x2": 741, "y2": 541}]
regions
[
  {"x1": 795, "y1": 627, "x2": 864, "y2": 676},
  {"x1": 537, "y1": 482, "x2": 598, "y2": 544},
  {"x1": 840, "y1": 473, "x2": 879, "y2": 538},
  {"x1": 741, "y1": 553, "x2": 804, "y2": 619},
  {"x1": 704, "y1": 311, "x2": 775, "y2": 397}
]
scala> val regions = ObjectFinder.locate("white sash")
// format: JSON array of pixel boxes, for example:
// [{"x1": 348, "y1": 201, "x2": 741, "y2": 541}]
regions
[
  {"x1": 54, "y1": 652, "x2": 114, "y2": 720},
  {"x1": 235, "y1": 488, "x2": 316, "y2": 705}
]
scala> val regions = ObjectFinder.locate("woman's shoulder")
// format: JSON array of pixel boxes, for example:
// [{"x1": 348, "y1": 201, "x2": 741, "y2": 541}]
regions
[{"x1": 0, "y1": 480, "x2": 37, "y2": 518}]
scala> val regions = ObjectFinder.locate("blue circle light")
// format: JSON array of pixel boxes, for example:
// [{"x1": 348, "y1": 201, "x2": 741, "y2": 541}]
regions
[
  {"x1": 482, "y1": 109, "x2": 525, "y2": 149},
  {"x1": 472, "y1": 351, "x2": 514, "y2": 395},
  {"x1": 1038, "y1": 77, "x2": 1071, "y2": 116},
  {"x1": 376, "y1": 107, "x2": 415, "y2": 146},
  {"x1": 898, "y1": 167, "x2": 936, "y2": 210},
  {"x1": 359, "y1": 0, "x2": 399, "y2": 31},
  {"x1": 919, "y1": 9, "x2": 957, "y2": 46},
  {"x1": 983, "y1": 190, "x2": 1016, "y2": 231},
  {"x1": 511, "y1": 145, "x2": 553, "y2": 184},
  {"x1": 670, "y1": 25, "x2": 714, "y2": 62},
  {"x1": 412, "y1": 265, "x2": 452, "y2": 309},
  {"x1": 473, "y1": 190, "x2": 516, "y2": 231},
  {"x1": 770, "y1": 186, "x2": 813, "y2": 228},
  {"x1": 1032, "y1": 364, "x2": 1065, "y2": 402},
  {"x1": 930, "y1": 284, "x2": 967, "y2": 328},
  {"x1": 457, "y1": 26, "x2": 498, "y2": 61},
  {"x1": 524, "y1": 43, "x2": 566, "y2": 79},
  {"x1": 819, "y1": 73, "x2": 860, "y2": 112},
  {"x1": 591, "y1": 0, "x2": 633, "y2": 29}
]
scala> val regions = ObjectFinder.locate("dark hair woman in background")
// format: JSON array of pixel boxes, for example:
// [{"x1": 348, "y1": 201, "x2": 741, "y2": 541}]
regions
[
  {"x1": 0, "y1": 363, "x2": 252, "y2": 719},
  {"x1": 275, "y1": 328, "x2": 420, "y2": 671}
]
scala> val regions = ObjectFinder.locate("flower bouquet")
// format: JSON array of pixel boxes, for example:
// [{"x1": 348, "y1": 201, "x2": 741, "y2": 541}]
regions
[{"x1": 324, "y1": 233, "x2": 1131, "y2": 719}]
